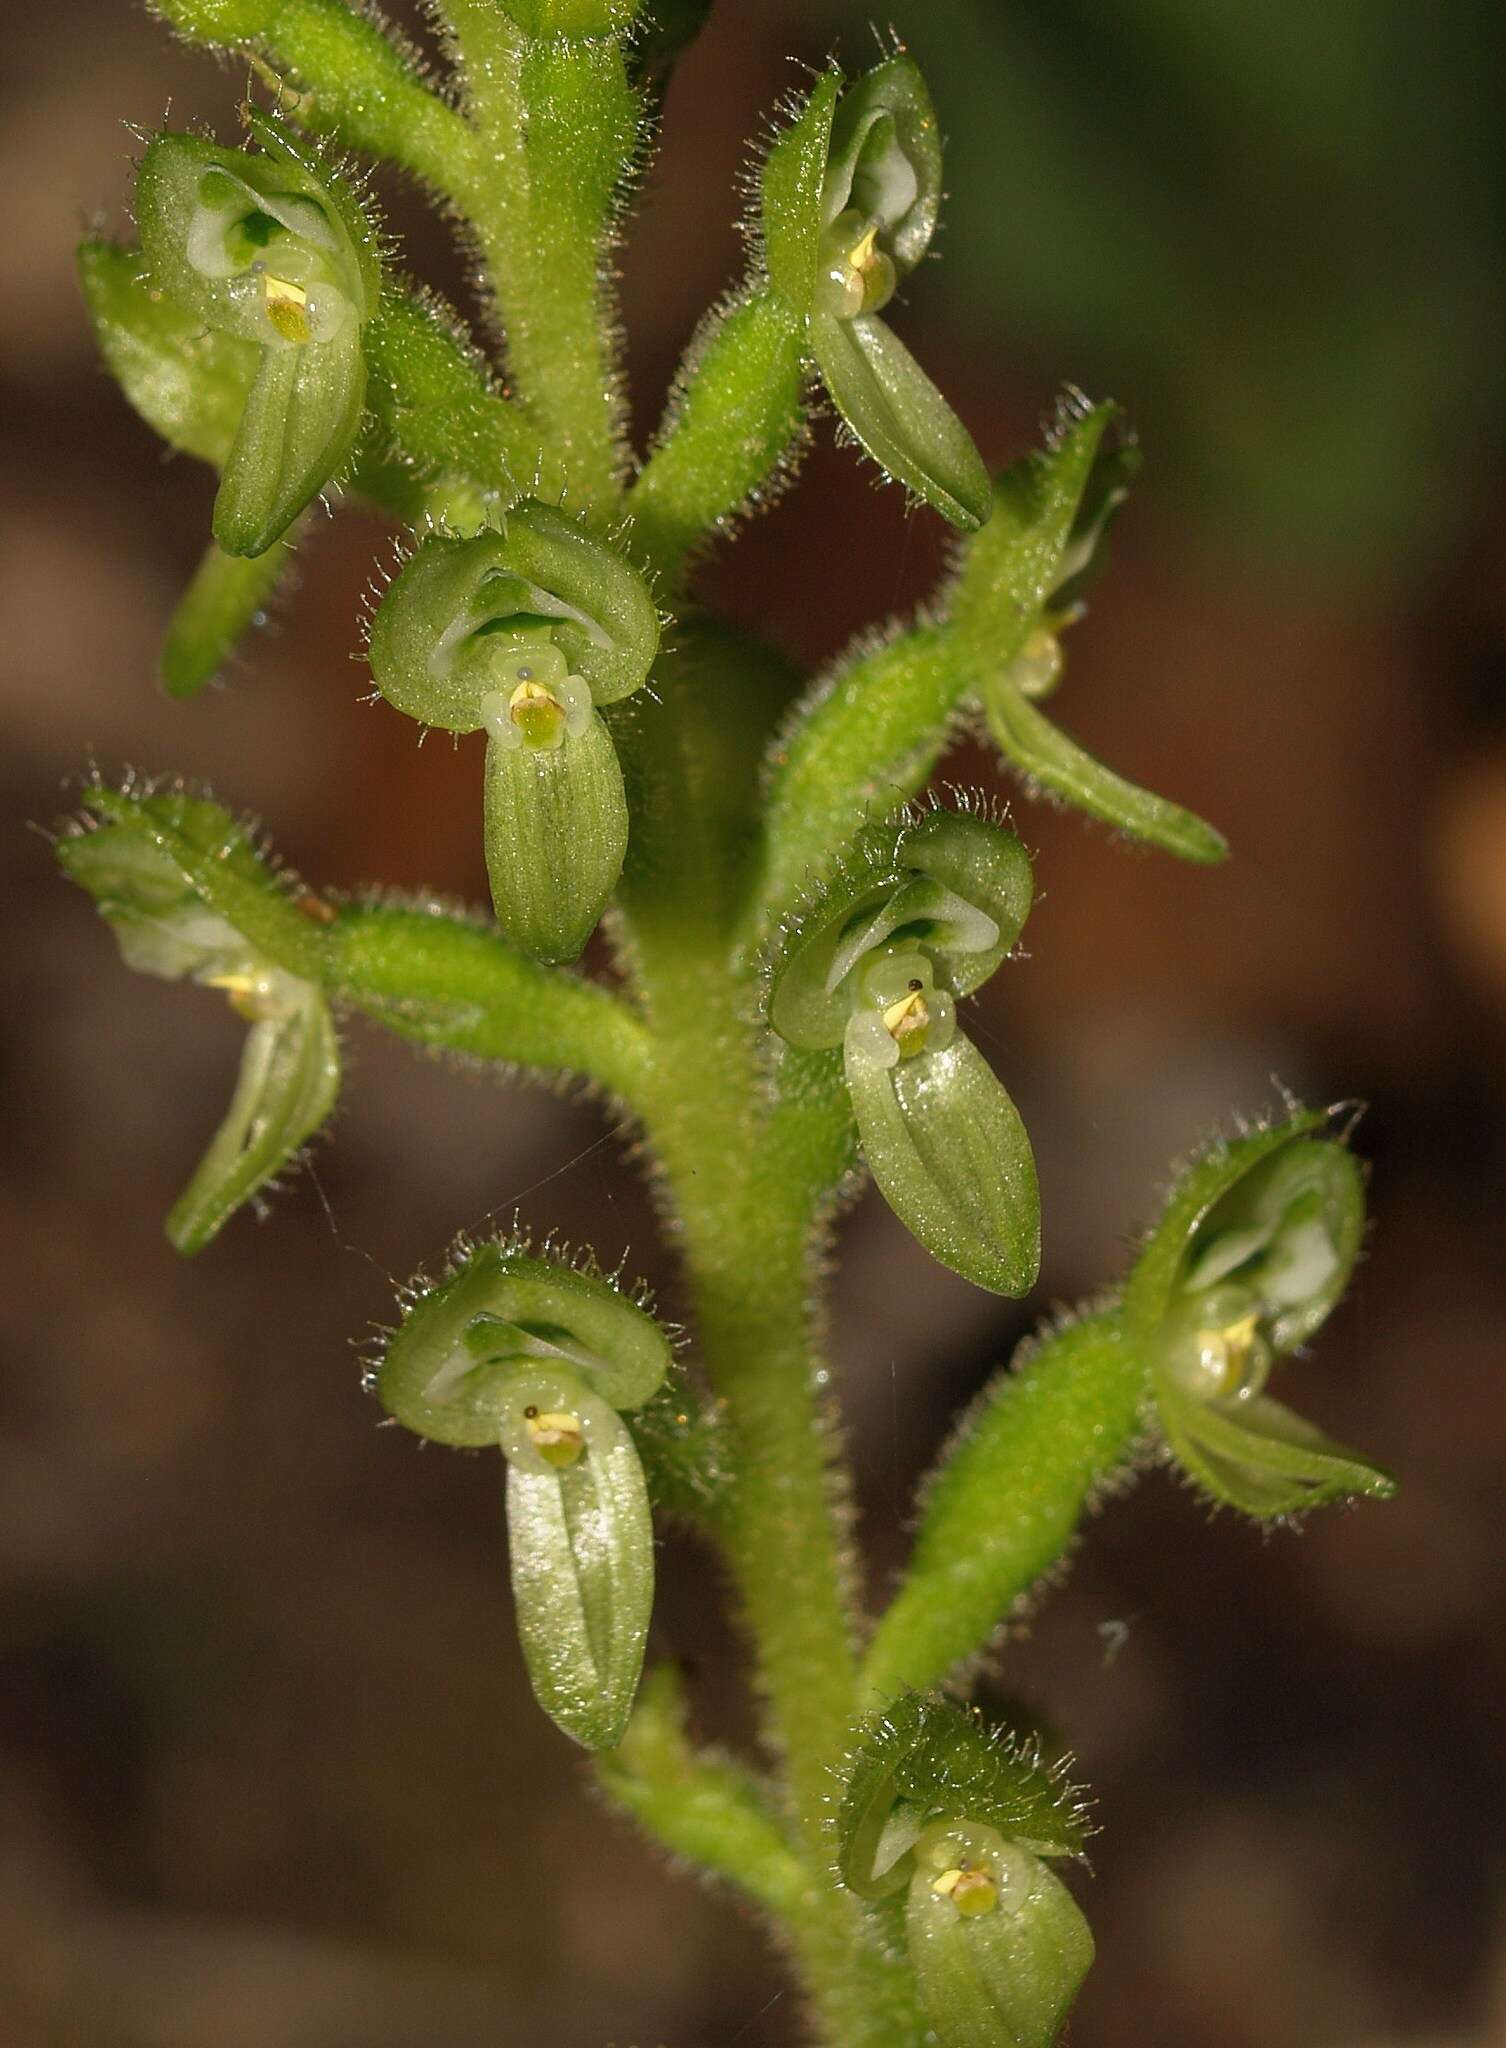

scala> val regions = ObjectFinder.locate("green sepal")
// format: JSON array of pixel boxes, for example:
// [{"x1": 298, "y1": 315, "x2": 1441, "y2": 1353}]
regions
[
  {"x1": 375, "y1": 1240, "x2": 672, "y2": 1446},
  {"x1": 160, "y1": 531, "x2": 298, "y2": 698},
  {"x1": 761, "y1": 68, "x2": 842, "y2": 314},
  {"x1": 165, "y1": 980, "x2": 340, "y2": 1253},
  {"x1": 846, "y1": 1028, "x2": 1039, "y2": 1297},
  {"x1": 820, "y1": 53, "x2": 942, "y2": 276},
  {"x1": 58, "y1": 785, "x2": 328, "y2": 984},
  {"x1": 78, "y1": 239, "x2": 257, "y2": 465},
  {"x1": 483, "y1": 709, "x2": 629, "y2": 962},
  {"x1": 770, "y1": 804, "x2": 1034, "y2": 1053},
  {"x1": 212, "y1": 327, "x2": 364, "y2": 555},
  {"x1": 502, "y1": 1369, "x2": 653, "y2": 1751},
  {"x1": 1156, "y1": 1380, "x2": 1395, "y2": 1519},
  {"x1": 981, "y1": 679, "x2": 1228, "y2": 864},
  {"x1": 906, "y1": 1819, "x2": 1093, "y2": 2048},
  {"x1": 812, "y1": 309, "x2": 991, "y2": 531},
  {"x1": 837, "y1": 1693, "x2": 1090, "y2": 1905},
  {"x1": 1123, "y1": 1113, "x2": 1349, "y2": 1348},
  {"x1": 369, "y1": 510, "x2": 660, "y2": 732}
]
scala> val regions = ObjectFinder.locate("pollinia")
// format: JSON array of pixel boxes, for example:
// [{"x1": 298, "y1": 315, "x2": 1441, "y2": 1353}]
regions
[{"x1": 64, "y1": 8, "x2": 1394, "y2": 2042}]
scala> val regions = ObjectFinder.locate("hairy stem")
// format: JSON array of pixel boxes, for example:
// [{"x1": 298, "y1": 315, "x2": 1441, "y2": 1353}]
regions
[
  {"x1": 609, "y1": 639, "x2": 920, "y2": 2039},
  {"x1": 439, "y1": 2, "x2": 632, "y2": 509}
]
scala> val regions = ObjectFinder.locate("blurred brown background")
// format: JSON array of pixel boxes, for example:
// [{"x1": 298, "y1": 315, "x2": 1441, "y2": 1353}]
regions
[{"x1": 5, "y1": 2, "x2": 1506, "y2": 2043}]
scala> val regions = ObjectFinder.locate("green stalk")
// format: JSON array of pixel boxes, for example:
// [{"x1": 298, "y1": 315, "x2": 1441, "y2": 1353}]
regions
[
  {"x1": 438, "y1": 2, "x2": 634, "y2": 510},
  {"x1": 149, "y1": 0, "x2": 478, "y2": 193},
  {"x1": 608, "y1": 641, "x2": 920, "y2": 2040},
  {"x1": 862, "y1": 1314, "x2": 1149, "y2": 1701}
]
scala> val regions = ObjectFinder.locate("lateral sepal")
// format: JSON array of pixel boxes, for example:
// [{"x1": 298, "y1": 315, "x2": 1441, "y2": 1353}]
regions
[{"x1": 56, "y1": 784, "x2": 339, "y2": 1250}]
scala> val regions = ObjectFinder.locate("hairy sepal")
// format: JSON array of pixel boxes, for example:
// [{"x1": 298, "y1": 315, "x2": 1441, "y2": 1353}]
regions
[
  {"x1": 836, "y1": 1692, "x2": 1090, "y2": 1904},
  {"x1": 376, "y1": 1241, "x2": 670, "y2": 1445}
]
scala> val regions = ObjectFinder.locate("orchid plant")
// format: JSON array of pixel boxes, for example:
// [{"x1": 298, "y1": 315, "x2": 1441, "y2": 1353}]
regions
[{"x1": 62, "y1": 4, "x2": 1395, "y2": 2040}]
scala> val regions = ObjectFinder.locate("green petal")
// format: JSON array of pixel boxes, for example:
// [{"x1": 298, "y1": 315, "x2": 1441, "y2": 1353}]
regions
[
  {"x1": 906, "y1": 1822, "x2": 1093, "y2": 2048},
  {"x1": 483, "y1": 710, "x2": 628, "y2": 961},
  {"x1": 213, "y1": 330, "x2": 365, "y2": 556},
  {"x1": 812, "y1": 310, "x2": 991, "y2": 530},
  {"x1": 505, "y1": 1388, "x2": 654, "y2": 1750},
  {"x1": 981, "y1": 677, "x2": 1227, "y2": 863},
  {"x1": 846, "y1": 1027, "x2": 1039, "y2": 1297},
  {"x1": 166, "y1": 988, "x2": 340, "y2": 1254}
]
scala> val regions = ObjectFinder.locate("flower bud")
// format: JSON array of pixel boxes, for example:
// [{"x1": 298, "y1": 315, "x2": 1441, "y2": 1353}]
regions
[{"x1": 135, "y1": 115, "x2": 379, "y2": 556}]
